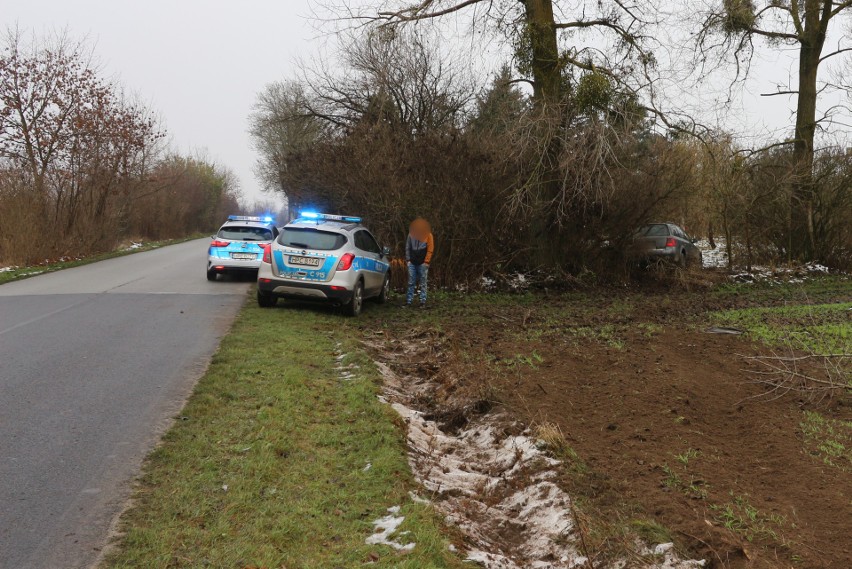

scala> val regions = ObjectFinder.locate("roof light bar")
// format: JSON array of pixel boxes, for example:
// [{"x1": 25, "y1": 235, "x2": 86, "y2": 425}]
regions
[
  {"x1": 298, "y1": 212, "x2": 362, "y2": 223},
  {"x1": 228, "y1": 215, "x2": 275, "y2": 223}
]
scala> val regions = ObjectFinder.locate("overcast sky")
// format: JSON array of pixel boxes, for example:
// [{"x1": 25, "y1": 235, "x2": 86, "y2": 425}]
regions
[{"x1": 4, "y1": 1, "x2": 850, "y2": 208}]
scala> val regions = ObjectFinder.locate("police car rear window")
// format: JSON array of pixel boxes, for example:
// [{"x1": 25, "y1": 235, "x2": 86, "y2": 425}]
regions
[
  {"x1": 279, "y1": 228, "x2": 346, "y2": 251},
  {"x1": 218, "y1": 226, "x2": 273, "y2": 241}
]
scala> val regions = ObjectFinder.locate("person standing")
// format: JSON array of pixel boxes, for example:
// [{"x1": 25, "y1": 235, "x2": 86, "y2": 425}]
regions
[{"x1": 404, "y1": 217, "x2": 434, "y2": 308}]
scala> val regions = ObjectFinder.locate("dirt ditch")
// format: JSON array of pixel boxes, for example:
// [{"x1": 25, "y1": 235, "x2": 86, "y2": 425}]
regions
[{"x1": 364, "y1": 330, "x2": 707, "y2": 568}]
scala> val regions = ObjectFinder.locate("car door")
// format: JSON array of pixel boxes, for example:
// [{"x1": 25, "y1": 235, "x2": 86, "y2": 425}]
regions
[{"x1": 354, "y1": 230, "x2": 384, "y2": 295}]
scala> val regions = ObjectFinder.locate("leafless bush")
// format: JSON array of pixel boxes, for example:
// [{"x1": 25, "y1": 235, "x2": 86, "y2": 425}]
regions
[{"x1": 741, "y1": 352, "x2": 851, "y2": 404}]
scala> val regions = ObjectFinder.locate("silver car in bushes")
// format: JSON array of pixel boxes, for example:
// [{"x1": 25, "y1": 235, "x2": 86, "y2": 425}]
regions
[
  {"x1": 256, "y1": 213, "x2": 391, "y2": 316},
  {"x1": 632, "y1": 222, "x2": 703, "y2": 268}
]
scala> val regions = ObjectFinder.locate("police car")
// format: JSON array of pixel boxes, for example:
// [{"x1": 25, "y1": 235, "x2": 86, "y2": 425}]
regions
[
  {"x1": 207, "y1": 215, "x2": 279, "y2": 280},
  {"x1": 256, "y1": 212, "x2": 391, "y2": 316}
]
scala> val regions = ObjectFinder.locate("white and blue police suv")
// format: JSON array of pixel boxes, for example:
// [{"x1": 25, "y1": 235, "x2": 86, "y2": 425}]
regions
[
  {"x1": 256, "y1": 212, "x2": 391, "y2": 316},
  {"x1": 207, "y1": 215, "x2": 279, "y2": 280}
]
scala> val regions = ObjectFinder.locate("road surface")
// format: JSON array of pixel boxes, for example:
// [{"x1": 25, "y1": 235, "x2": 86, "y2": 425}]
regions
[{"x1": 0, "y1": 239, "x2": 250, "y2": 568}]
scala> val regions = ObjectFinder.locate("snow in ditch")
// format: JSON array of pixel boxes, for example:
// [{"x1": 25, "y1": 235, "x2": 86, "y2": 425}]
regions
[{"x1": 373, "y1": 357, "x2": 706, "y2": 569}]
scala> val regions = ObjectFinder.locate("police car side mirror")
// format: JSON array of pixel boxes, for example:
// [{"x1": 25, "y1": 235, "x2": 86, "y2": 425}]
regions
[{"x1": 381, "y1": 246, "x2": 391, "y2": 258}]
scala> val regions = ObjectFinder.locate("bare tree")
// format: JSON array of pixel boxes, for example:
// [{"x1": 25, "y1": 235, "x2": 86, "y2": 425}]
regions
[
  {"x1": 249, "y1": 81, "x2": 325, "y2": 217},
  {"x1": 697, "y1": 0, "x2": 852, "y2": 261}
]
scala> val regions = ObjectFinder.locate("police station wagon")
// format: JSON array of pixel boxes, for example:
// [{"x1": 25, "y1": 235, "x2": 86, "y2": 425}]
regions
[{"x1": 256, "y1": 213, "x2": 391, "y2": 316}]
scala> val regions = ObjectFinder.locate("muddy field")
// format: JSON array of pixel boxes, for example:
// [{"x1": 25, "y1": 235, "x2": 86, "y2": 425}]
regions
[{"x1": 356, "y1": 276, "x2": 851, "y2": 568}]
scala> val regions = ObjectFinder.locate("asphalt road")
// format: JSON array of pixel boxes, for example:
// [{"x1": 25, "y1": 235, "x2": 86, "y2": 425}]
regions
[{"x1": 0, "y1": 239, "x2": 250, "y2": 568}]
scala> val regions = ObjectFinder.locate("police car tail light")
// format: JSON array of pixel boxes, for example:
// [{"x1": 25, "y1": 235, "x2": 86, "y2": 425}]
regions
[
  {"x1": 337, "y1": 253, "x2": 355, "y2": 271},
  {"x1": 665, "y1": 237, "x2": 676, "y2": 248},
  {"x1": 210, "y1": 240, "x2": 230, "y2": 248},
  {"x1": 261, "y1": 244, "x2": 271, "y2": 264}
]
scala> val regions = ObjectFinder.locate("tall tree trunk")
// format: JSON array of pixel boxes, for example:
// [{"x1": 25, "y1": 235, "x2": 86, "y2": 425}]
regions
[
  {"x1": 522, "y1": 0, "x2": 567, "y2": 266},
  {"x1": 790, "y1": 0, "x2": 828, "y2": 261},
  {"x1": 523, "y1": 0, "x2": 561, "y2": 110}
]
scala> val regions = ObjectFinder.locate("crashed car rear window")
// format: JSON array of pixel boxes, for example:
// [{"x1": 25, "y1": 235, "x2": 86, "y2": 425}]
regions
[
  {"x1": 637, "y1": 224, "x2": 669, "y2": 237},
  {"x1": 218, "y1": 226, "x2": 274, "y2": 241},
  {"x1": 279, "y1": 228, "x2": 346, "y2": 251}
]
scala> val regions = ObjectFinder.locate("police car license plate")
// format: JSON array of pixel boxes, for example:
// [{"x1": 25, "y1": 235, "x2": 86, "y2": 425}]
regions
[
  {"x1": 231, "y1": 253, "x2": 256, "y2": 260},
  {"x1": 289, "y1": 255, "x2": 321, "y2": 267}
]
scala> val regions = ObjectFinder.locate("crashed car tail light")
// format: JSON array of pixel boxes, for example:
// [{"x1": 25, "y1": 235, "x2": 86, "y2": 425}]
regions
[
  {"x1": 261, "y1": 244, "x2": 271, "y2": 264},
  {"x1": 665, "y1": 237, "x2": 676, "y2": 248},
  {"x1": 210, "y1": 240, "x2": 230, "y2": 248},
  {"x1": 337, "y1": 253, "x2": 355, "y2": 271}
]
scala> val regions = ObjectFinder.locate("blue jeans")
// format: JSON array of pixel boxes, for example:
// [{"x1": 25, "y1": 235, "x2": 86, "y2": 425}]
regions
[{"x1": 406, "y1": 263, "x2": 429, "y2": 304}]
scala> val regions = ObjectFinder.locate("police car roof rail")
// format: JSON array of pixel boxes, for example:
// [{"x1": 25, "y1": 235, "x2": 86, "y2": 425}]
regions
[
  {"x1": 227, "y1": 215, "x2": 275, "y2": 223},
  {"x1": 298, "y1": 212, "x2": 362, "y2": 223}
]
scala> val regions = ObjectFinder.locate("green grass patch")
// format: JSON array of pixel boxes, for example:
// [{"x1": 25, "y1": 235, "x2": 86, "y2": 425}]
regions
[
  {"x1": 0, "y1": 234, "x2": 205, "y2": 286},
  {"x1": 711, "y1": 275, "x2": 852, "y2": 305},
  {"x1": 712, "y1": 302, "x2": 852, "y2": 355},
  {"x1": 103, "y1": 295, "x2": 463, "y2": 568},
  {"x1": 709, "y1": 493, "x2": 787, "y2": 544},
  {"x1": 800, "y1": 411, "x2": 852, "y2": 471},
  {"x1": 629, "y1": 519, "x2": 672, "y2": 546}
]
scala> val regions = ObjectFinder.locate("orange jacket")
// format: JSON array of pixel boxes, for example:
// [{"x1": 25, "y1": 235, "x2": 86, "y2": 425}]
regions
[{"x1": 406, "y1": 218, "x2": 434, "y2": 265}]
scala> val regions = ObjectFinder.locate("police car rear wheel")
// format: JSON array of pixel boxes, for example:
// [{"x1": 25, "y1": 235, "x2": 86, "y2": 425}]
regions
[
  {"x1": 376, "y1": 275, "x2": 390, "y2": 304},
  {"x1": 206, "y1": 269, "x2": 217, "y2": 281},
  {"x1": 346, "y1": 281, "x2": 363, "y2": 317},
  {"x1": 257, "y1": 290, "x2": 276, "y2": 308}
]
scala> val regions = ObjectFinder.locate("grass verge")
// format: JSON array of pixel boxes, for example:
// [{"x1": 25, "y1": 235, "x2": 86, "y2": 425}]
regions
[
  {"x1": 0, "y1": 234, "x2": 206, "y2": 286},
  {"x1": 102, "y1": 293, "x2": 463, "y2": 569},
  {"x1": 711, "y1": 302, "x2": 851, "y2": 355}
]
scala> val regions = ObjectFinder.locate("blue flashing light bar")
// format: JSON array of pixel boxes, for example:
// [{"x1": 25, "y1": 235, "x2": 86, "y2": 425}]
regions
[
  {"x1": 228, "y1": 215, "x2": 275, "y2": 223},
  {"x1": 299, "y1": 212, "x2": 362, "y2": 223}
]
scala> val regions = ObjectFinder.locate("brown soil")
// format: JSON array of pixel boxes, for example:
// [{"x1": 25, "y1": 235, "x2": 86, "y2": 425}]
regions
[
  {"x1": 500, "y1": 329, "x2": 851, "y2": 568},
  {"x1": 362, "y1": 286, "x2": 852, "y2": 568}
]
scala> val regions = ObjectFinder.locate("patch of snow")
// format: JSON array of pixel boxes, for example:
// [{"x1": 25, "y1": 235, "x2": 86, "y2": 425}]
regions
[
  {"x1": 408, "y1": 491, "x2": 430, "y2": 504},
  {"x1": 363, "y1": 462, "x2": 372, "y2": 472},
  {"x1": 0, "y1": 266, "x2": 17, "y2": 273},
  {"x1": 124, "y1": 241, "x2": 144, "y2": 251},
  {"x1": 695, "y1": 239, "x2": 728, "y2": 269},
  {"x1": 728, "y1": 261, "x2": 841, "y2": 285},
  {"x1": 366, "y1": 506, "x2": 416, "y2": 552},
  {"x1": 507, "y1": 273, "x2": 529, "y2": 291}
]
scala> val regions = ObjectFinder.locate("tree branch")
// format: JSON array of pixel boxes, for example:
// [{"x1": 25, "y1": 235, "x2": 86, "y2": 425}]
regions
[
  {"x1": 376, "y1": 0, "x2": 485, "y2": 23},
  {"x1": 820, "y1": 46, "x2": 852, "y2": 63},
  {"x1": 760, "y1": 90, "x2": 798, "y2": 96}
]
